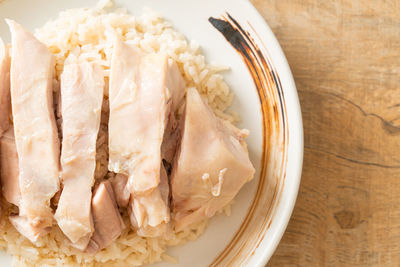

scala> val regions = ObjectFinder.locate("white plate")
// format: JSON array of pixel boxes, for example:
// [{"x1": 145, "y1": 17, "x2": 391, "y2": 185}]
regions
[{"x1": 0, "y1": 0, "x2": 303, "y2": 266}]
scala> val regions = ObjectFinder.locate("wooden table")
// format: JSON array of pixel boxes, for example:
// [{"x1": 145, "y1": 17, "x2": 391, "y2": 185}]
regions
[{"x1": 250, "y1": 1, "x2": 400, "y2": 266}]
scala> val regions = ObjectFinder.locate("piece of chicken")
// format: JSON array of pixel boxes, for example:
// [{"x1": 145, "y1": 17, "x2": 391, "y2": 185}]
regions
[
  {"x1": 110, "y1": 174, "x2": 130, "y2": 208},
  {"x1": 171, "y1": 88, "x2": 255, "y2": 231},
  {"x1": 109, "y1": 40, "x2": 186, "y2": 236},
  {"x1": 0, "y1": 127, "x2": 20, "y2": 206},
  {"x1": 1, "y1": 130, "x2": 47, "y2": 243},
  {"x1": 85, "y1": 180, "x2": 124, "y2": 255},
  {"x1": 110, "y1": 171, "x2": 171, "y2": 237},
  {"x1": 128, "y1": 164, "x2": 170, "y2": 237},
  {"x1": 9, "y1": 215, "x2": 50, "y2": 243},
  {"x1": 54, "y1": 61, "x2": 104, "y2": 248},
  {"x1": 6, "y1": 20, "x2": 59, "y2": 239},
  {"x1": 108, "y1": 39, "x2": 169, "y2": 194},
  {"x1": 0, "y1": 37, "x2": 10, "y2": 136}
]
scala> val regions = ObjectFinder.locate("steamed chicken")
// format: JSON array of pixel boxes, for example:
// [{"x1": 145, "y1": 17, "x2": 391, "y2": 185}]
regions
[
  {"x1": 171, "y1": 88, "x2": 255, "y2": 230},
  {"x1": 108, "y1": 39, "x2": 183, "y2": 237},
  {"x1": 54, "y1": 61, "x2": 104, "y2": 249},
  {"x1": 7, "y1": 20, "x2": 60, "y2": 242},
  {"x1": 0, "y1": 127, "x2": 19, "y2": 207},
  {"x1": 0, "y1": 20, "x2": 255, "y2": 254},
  {"x1": 86, "y1": 180, "x2": 124, "y2": 254}
]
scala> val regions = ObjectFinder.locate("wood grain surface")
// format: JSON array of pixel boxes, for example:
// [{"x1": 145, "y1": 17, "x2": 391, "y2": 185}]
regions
[{"x1": 250, "y1": 1, "x2": 400, "y2": 266}]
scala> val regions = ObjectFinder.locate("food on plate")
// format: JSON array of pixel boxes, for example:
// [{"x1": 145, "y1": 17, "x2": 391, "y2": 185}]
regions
[
  {"x1": 108, "y1": 40, "x2": 170, "y2": 237},
  {"x1": 0, "y1": 127, "x2": 19, "y2": 207},
  {"x1": 54, "y1": 61, "x2": 104, "y2": 250},
  {"x1": 108, "y1": 37, "x2": 185, "y2": 237},
  {"x1": 86, "y1": 180, "x2": 125, "y2": 255},
  {"x1": 171, "y1": 88, "x2": 255, "y2": 231},
  {"x1": 110, "y1": 173, "x2": 130, "y2": 208},
  {"x1": 0, "y1": 1, "x2": 255, "y2": 266},
  {"x1": 6, "y1": 19, "x2": 60, "y2": 242}
]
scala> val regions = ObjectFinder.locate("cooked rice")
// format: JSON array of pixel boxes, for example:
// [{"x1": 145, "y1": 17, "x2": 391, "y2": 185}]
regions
[{"x1": 0, "y1": 1, "x2": 236, "y2": 266}]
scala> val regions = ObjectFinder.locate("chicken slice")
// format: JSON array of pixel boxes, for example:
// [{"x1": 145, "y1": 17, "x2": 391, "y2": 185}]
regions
[
  {"x1": 109, "y1": 39, "x2": 186, "y2": 235},
  {"x1": 111, "y1": 175, "x2": 169, "y2": 238},
  {"x1": 9, "y1": 215, "x2": 51, "y2": 243},
  {"x1": 6, "y1": 20, "x2": 59, "y2": 235},
  {"x1": 0, "y1": 38, "x2": 10, "y2": 136},
  {"x1": 54, "y1": 61, "x2": 104, "y2": 247},
  {"x1": 128, "y1": 164, "x2": 170, "y2": 237},
  {"x1": 85, "y1": 180, "x2": 124, "y2": 255},
  {"x1": 110, "y1": 174, "x2": 130, "y2": 208},
  {"x1": 0, "y1": 127, "x2": 20, "y2": 206},
  {"x1": 129, "y1": 61, "x2": 184, "y2": 237},
  {"x1": 171, "y1": 88, "x2": 255, "y2": 231},
  {"x1": 108, "y1": 39, "x2": 169, "y2": 194}
]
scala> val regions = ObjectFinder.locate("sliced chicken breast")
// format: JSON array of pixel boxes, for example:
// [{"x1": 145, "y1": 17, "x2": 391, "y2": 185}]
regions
[
  {"x1": 128, "y1": 164, "x2": 170, "y2": 237},
  {"x1": 85, "y1": 180, "x2": 124, "y2": 255},
  {"x1": 109, "y1": 39, "x2": 186, "y2": 236},
  {"x1": 6, "y1": 20, "x2": 59, "y2": 237},
  {"x1": 171, "y1": 88, "x2": 255, "y2": 231},
  {"x1": 9, "y1": 215, "x2": 51, "y2": 243},
  {"x1": 110, "y1": 174, "x2": 130, "y2": 208},
  {"x1": 108, "y1": 39, "x2": 169, "y2": 194},
  {"x1": 54, "y1": 61, "x2": 104, "y2": 247},
  {"x1": 0, "y1": 127, "x2": 20, "y2": 206},
  {"x1": 0, "y1": 38, "x2": 10, "y2": 136}
]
